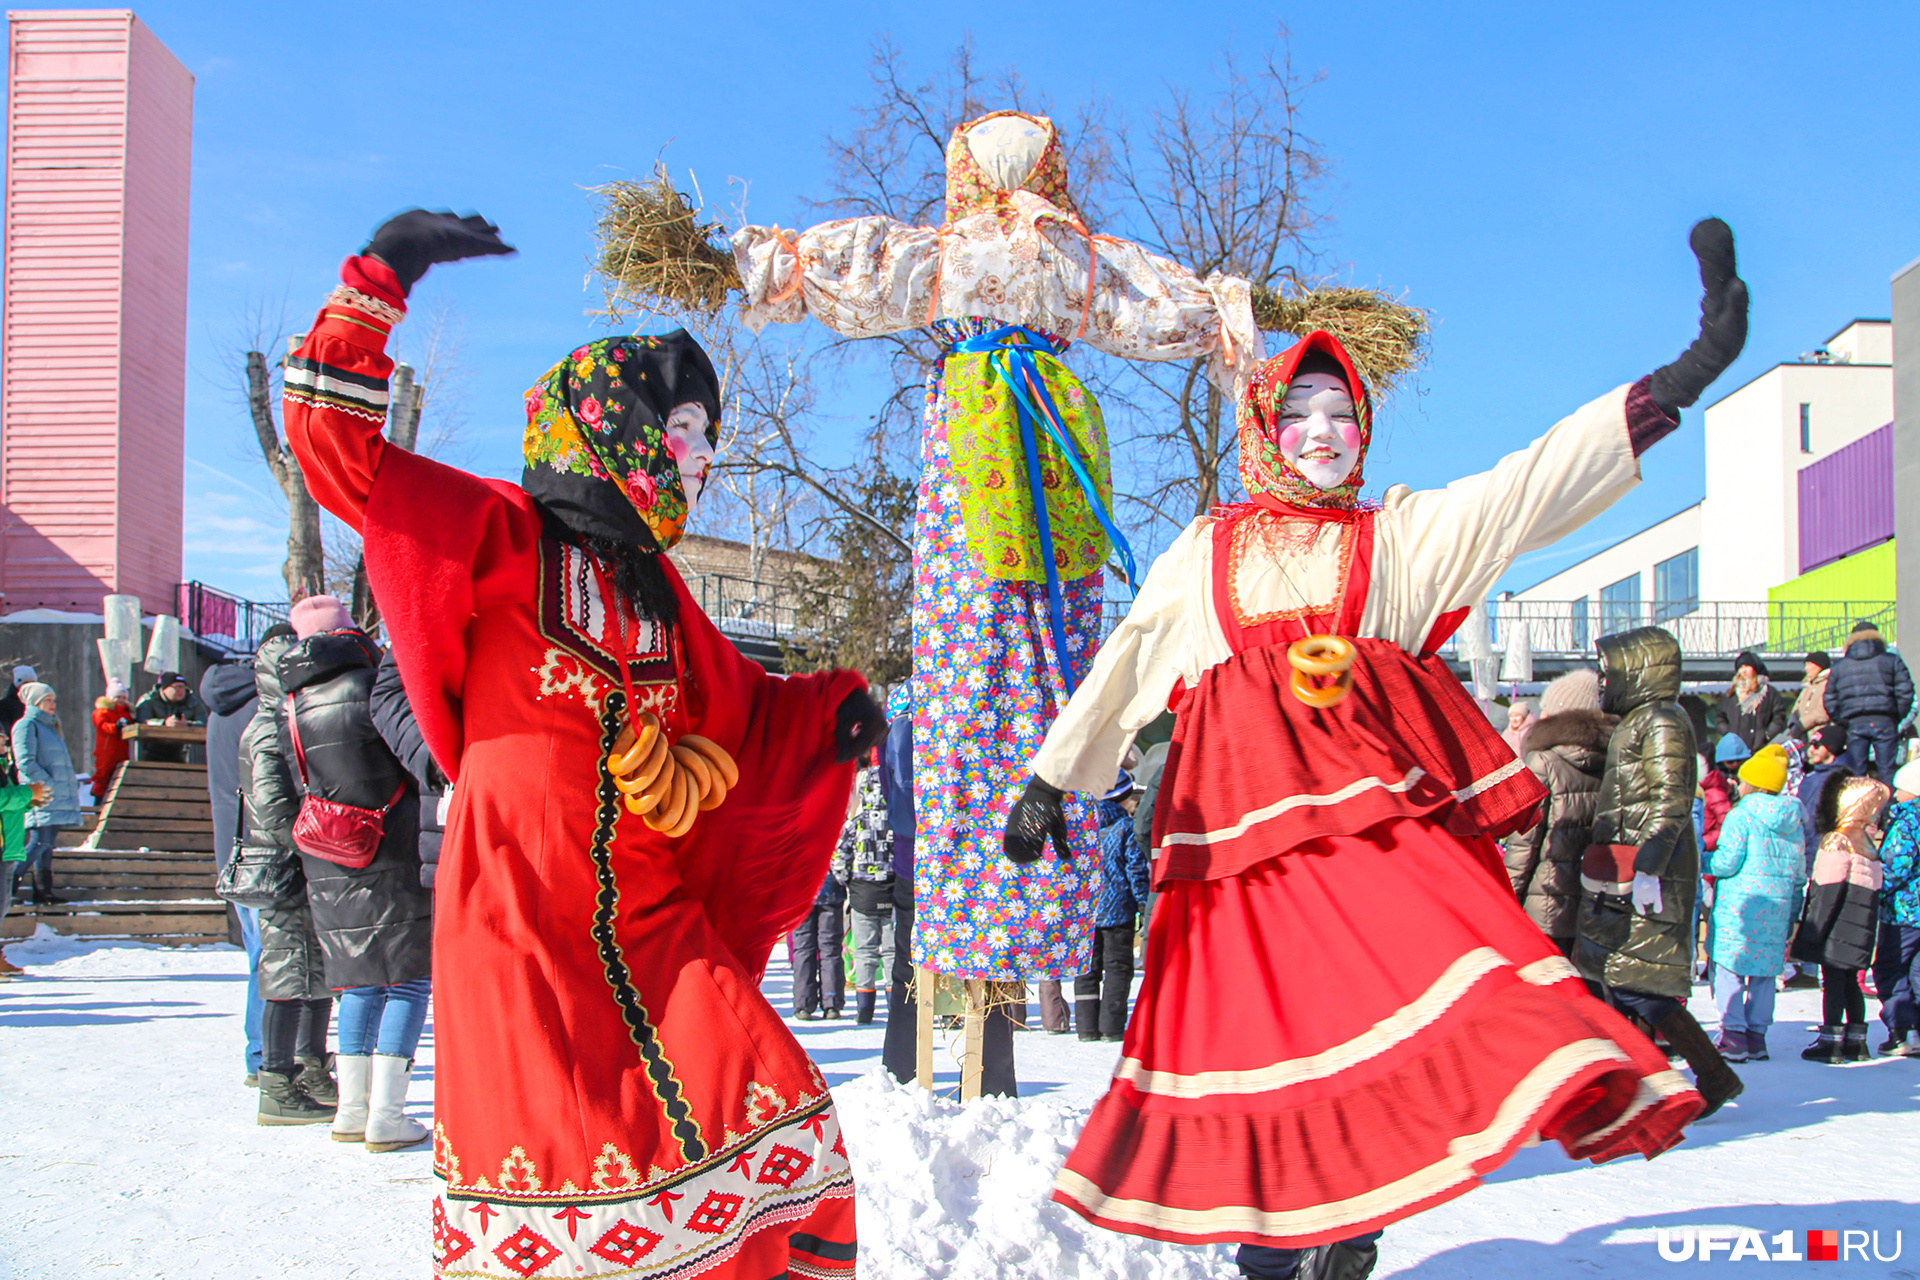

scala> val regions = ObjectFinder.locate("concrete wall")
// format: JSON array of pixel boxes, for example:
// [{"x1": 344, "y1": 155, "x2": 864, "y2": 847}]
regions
[
  {"x1": 1895, "y1": 261, "x2": 1920, "y2": 650},
  {"x1": 0, "y1": 619, "x2": 216, "y2": 772},
  {"x1": 1513, "y1": 503, "x2": 1701, "y2": 605}
]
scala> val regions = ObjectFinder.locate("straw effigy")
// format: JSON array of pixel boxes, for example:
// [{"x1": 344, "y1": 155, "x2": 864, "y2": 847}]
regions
[
  {"x1": 590, "y1": 167, "x2": 742, "y2": 321},
  {"x1": 1251, "y1": 283, "x2": 1430, "y2": 395}
]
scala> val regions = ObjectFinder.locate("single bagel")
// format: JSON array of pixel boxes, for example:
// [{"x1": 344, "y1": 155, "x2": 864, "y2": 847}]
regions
[
  {"x1": 1287, "y1": 635, "x2": 1356, "y2": 677},
  {"x1": 1291, "y1": 667, "x2": 1353, "y2": 709}
]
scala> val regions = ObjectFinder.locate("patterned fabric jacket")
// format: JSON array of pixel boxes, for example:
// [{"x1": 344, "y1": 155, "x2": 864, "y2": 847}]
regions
[
  {"x1": 1879, "y1": 799, "x2": 1920, "y2": 929},
  {"x1": 833, "y1": 765, "x2": 894, "y2": 884},
  {"x1": 1705, "y1": 791, "x2": 1804, "y2": 977}
]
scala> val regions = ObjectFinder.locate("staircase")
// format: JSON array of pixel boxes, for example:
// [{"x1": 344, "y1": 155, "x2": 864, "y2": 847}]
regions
[{"x1": 2, "y1": 760, "x2": 225, "y2": 945}]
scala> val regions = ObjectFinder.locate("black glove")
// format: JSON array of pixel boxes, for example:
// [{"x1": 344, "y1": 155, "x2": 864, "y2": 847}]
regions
[
  {"x1": 833, "y1": 689, "x2": 888, "y2": 763},
  {"x1": 1647, "y1": 217, "x2": 1749, "y2": 414},
  {"x1": 363, "y1": 209, "x2": 516, "y2": 296},
  {"x1": 1003, "y1": 775, "x2": 1070, "y2": 865}
]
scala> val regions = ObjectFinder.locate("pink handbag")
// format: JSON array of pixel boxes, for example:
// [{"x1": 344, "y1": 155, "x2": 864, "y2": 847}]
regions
[{"x1": 286, "y1": 690, "x2": 405, "y2": 870}]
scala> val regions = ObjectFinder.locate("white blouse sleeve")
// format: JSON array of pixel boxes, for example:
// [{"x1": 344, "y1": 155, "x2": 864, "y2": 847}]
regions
[
  {"x1": 1029, "y1": 518, "x2": 1212, "y2": 793},
  {"x1": 732, "y1": 199, "x2": 1262, "y2": 393},
  {"x1": 1367, "y1": 384, "x2": 1642, "y2": 651}
]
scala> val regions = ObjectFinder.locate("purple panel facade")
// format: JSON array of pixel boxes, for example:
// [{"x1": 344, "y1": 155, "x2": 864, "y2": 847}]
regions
[{"x1": 1799, "y1": 423, "x2": 1893, "y2": 573}]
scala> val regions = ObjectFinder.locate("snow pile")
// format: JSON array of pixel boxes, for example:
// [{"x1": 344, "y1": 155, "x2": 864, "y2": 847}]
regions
[{"x1": 836, "y1": 1068, "x2": 1228, "y2": 1279}]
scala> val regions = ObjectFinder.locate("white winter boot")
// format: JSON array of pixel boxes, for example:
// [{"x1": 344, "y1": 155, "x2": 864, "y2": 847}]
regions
[
  {"x1": 331, "y1": 1054, "x2": 372, "y2": 1143},
  {"x1": 364, "y1": 1053, "x2": 429, "y2": 1152}
]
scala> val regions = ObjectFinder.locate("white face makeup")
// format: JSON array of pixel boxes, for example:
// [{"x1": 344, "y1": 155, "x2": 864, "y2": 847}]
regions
[
  {"x1": 663, "y1": 403, "x2": 716, "y2": 510},
  {"x1": 1275, "y1": 372, "x2": 1362, "y2": 490}
]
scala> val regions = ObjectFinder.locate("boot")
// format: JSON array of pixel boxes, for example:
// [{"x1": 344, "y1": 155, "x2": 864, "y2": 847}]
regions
[
  {"x1": 1841, "y1": 1023, "x2": 1872, "y2": 1063},
  {"x1": 0, "y1": 951, "x2": 23, "y2": 980},
  {"x1": 364, "y1": 1054, "x2": 429, "y2": 1152},
  {"x1": 854, "y1": 990, "x2": 877, "y2": 1025},
  {"x1": 1074, "y1": 998, "x2": 1101, "y2": 1042},
  {"x1": 1743, "y1": 1029, "x2": 1768, "y2": 1062},
  {"x1": 257, "y1": 1069, "x2": 336, "y2": 1125},
  {"x1": 1712, "y1": 1030, "x2": 1750, "y2": 1063},
  {"x1": 1655, "y1": 1008, "x2": 1743, "y2": 1117},
  {"x1": 331, "y1": 1055, "x2": 372, "y2": 1143},
  {"x1": 1297, "y1": 1236, "x2": 1381, "y2": 1280},
  {"x1": 1800, "y1": 1024, "x2": 1843, "y2": 1064},
  {"x1": 295, "y1": 1053, "x2": 338, "y2": 1107},
  {"x1": 34, "y1": 862, "x2": 65, "y2": 905}
]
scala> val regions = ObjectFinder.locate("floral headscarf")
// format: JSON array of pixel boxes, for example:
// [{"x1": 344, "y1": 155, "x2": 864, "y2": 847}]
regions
[
  {"x1": 1236, "y1": 330, "x2": 1373, "y2": 510},
  {"x1": 521, "y1": 332, "x2": 721, "y2": 551},
  {"x1": 944, "y1": 110, "x2": 1082, "y2": 224}
]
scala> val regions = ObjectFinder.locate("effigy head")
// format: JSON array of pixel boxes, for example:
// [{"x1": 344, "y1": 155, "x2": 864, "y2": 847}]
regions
[
  {"x1": 1237, "y1": 330, "x2": 1374, "y2": 509},
  {"x1": 944, "y1": 109, "x2": 1082, "y2": 224},
  {"x1": 521, "y1": 331, "x2": 721, "y2": 552}
]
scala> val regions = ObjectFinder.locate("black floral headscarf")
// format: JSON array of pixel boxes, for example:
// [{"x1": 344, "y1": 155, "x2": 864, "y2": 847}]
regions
[{"x1": 521, "y1": 331, "x2": 721, "y2": 550}]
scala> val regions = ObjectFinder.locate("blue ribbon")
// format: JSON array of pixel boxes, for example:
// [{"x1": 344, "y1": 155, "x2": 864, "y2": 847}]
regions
[{"x1": 947, "y1": 325, "x2": 1136, "y2": 695}]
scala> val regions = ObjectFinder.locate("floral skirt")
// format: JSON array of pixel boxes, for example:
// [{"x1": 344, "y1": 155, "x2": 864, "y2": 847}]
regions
[{"x1": 908, "y1": 344, "x2": 1101, "y2": 981}]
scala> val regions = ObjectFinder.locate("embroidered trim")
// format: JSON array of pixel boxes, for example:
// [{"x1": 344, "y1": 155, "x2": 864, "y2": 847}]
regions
[
  {"x1": 1227, "y1": 510, "x2": 1353, "y2": 629},
  {"x1": 1114, "y1": 945, "x2": 1505, "y2": 1099},
  {"x1": 328, "y1": 283, "x2": 408, "y2": 326},
  {"x1": 1158, "y1": 768, "x2": 1428, "y2": 848},
  {"x1": 1565, "y1": 1068, "x2": 1694, "y2": 1155},
  {"x1": 1515, "y1": 955, "x2": 1581, "y2": 987},
  {"x1": 589, "y1": 696, "x2": 707, "y2": 1164},
  {"x1": 1451, "y1": 756, "x2": 1527, "y2": 802},
  {"x1": 286, "y1": 355, "x2": 391, "y2": 416},
  {"x1": 1060, "y1": 1037, "x2": 1649, "y2": 1239}
]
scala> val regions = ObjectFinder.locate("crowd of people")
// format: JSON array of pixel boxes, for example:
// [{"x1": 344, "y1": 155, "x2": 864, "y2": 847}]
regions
[{"x1": 1502, "y1": 629, "x2": 1920, "y2": 1108}]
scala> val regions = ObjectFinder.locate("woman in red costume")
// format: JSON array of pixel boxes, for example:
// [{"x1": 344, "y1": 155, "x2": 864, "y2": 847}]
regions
[
  {"x1": 1003, "y1": 220, "x2": 1751, "y2": 1280},
  {"x1": 284, "y1": 211, "x2": 885, "y2": 1280}
]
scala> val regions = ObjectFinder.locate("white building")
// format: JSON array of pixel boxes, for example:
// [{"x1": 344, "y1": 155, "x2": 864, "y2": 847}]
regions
[{"x1": 1511, "y1": 320, "x2": 1893, "y2": 634}]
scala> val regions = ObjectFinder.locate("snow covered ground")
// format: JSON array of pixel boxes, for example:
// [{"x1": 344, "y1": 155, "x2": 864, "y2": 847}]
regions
[{"x1": 3, "y1": 930, "x2": 1918, "y2": 1279}]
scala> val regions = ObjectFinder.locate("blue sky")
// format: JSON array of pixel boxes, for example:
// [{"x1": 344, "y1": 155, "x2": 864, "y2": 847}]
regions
[{"x1": 35, "y1": 1, "x2": 1920, "y2": 602}]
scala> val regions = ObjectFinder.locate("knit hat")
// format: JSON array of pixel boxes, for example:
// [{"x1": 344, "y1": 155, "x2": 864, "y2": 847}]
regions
[
  {"x1": 1805, "y1": 650, "x2": 1831, "y2": 670},
  {"x1": 1808, "y1": 721, "x2": 1848, "y2": 755},
  {"x1": 10, "y1": 665, "x2": 34, "y2": 686},
  {"x1": 104, "y1": 678, "x2": 128, "y2": 699},
  {"x1": 885, "y1": 683, "x2": 912, "y2": 720},
  {"x1": 1101, "y1": 770, "x2": 1138, "y2": 802},
  {"x1": 288, "y1": 594, "x2": 354, "y2": 639},
  {"x1": 1733, "y1": 651, "x2": 1768, "y2": 678},
  {"x1": 16, "y1": 681, "x2": 54, "y2": 710},
  {"x1": 1713, "y1": 733, "x2": 1751, "y2": 765},
  {"x1": 158, "y1": 670, "x2": 186, "y2": 690},
  {"x1": 1852, "y1": 620, "x2": 1879, "y2": 634},
  {"x1": 1737, "y1": 743, "x2": 1789, "y2": 794},
  {"x1": 1538, "y1": 669, "x2": 1602, "y2": 718},
  {"x1": 1893, "y1": 759, "x2": 1920, "y2": 800}
]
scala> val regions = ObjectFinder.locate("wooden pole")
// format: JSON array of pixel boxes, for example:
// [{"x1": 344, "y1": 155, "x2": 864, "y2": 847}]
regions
[
  {"x1": 914, "y1": 968, "x2": 936, "y2": 1090},
  {"x1": 959, "y1": 979, "x2": 988, "y2": 1101}
]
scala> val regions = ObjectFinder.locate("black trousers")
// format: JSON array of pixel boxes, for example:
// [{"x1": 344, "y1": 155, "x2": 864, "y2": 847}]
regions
[
  {"x1": 792, "y1": 901, "x2": 845, "y2": 1014},
  {"x1": 883, "y1": 875, "x2": 916, "y2": 1082},
  {"x1": 1073, "y1": 924, "x2": 1136, "y2": 1038},
  {"x1": 1822, "y1": 965, "x2": 1866, "y2": 1024},
  {"x1": 261, "y1": 997, "x2": 332, "y2": 1073},
  {"x1": 1606, "y1": 986, "x2": 1684, "y2": 1027}
]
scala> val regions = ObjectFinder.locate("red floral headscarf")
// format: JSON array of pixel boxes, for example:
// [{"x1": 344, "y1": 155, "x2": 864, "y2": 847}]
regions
[{"x1": 1236, "y1": 330, "x2": 1373, "y2": 510}]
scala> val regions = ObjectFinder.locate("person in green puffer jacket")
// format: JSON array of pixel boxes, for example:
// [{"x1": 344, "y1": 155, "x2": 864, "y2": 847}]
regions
[
  {"x1": 0, "y1": 734, "x2": 51, "y2": 979},
  {"x1": 1577, "y1": 626, "x2": 1743, "y2": 1115}
]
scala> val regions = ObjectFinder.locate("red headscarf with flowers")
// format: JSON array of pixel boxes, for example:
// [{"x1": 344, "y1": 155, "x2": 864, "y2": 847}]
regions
[
  {"x1": 1236, "y1": 330, "x2": 1373, "y2": 511},
  {"x1": 520, "y1": 332, "x2": 721, "y2": 551}
]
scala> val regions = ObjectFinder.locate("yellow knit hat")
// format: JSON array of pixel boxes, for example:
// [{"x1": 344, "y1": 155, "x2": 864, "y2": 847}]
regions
[{"x1": 1738, "y1": 743, "x2": 1788, "y2": 794}]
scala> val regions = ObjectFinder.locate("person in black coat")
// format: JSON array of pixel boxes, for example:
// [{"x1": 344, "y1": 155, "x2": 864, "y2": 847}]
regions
[
  {"x1": 241, "y1": 625, "x2": 337, "y2": 1124},
  {"x1": 368, "y1": 650, "x2": 445, "y2": 892},
  {"x1": 1712, "y1": 652, "x2": 1788, "y2": 754},
  {"x1": 280, "y1": 595, "x2": 431, "y2": 1151},
  {"x1": 200, "y1": 657, "x2": 261, "y2": 1061},
  {"x1": 1826, "y1": 621, "x2": 1915, "y2": 779}
]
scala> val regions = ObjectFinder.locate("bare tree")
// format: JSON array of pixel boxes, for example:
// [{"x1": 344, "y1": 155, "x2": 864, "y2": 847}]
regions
[{"x1": 235, "y1": 302, "x2": 326, "y2": 602}]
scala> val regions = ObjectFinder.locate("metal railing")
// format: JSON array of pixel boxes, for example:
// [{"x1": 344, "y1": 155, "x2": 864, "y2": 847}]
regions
[
  {"x1": 176, "y1": 582, "x2": 289, "y2": 654},
  {"x1": 1455, "y1": 599, "x2": 1896, "y2": 660},
  {"x1": 683, "y1": 572, "x2": 847, "y2": 642}
]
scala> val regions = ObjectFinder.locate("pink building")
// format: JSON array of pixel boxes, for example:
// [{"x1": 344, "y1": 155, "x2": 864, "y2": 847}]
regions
[{"x1": 1, "y1": 9, "x2": 191, "y2": 612}]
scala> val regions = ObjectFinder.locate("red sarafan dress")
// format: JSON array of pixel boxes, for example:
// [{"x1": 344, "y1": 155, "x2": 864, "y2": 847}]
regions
[
  {"x1": 285, "y1": 259, "x2": 862, "y2": 1280},
  {"x1": 1029, "y1": 332, "x2": 1703, "y2": 1248}
]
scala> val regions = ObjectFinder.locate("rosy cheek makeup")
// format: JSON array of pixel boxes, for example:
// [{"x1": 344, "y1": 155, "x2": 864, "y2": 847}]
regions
[
  {"x1": 1338, "y1": 423, "x2": 1362, "y2": 451},
  {"x1": 1278, "y1": 424, "x2": 1303, "y2": 453}
]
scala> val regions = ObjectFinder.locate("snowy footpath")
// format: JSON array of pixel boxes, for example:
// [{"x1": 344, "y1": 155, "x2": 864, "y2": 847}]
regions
[{"x1": 3, "y1": 930, "x2": 1918, "y2": 1279}]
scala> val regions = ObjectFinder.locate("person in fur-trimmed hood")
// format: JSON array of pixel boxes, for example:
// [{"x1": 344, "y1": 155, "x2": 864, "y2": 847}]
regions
[
  {"x1": 1505, "y1": 669, "x2": 1612, "y2": 951},
  {"x1": 1794, "y1": 773, "x2": 1890, "y2": 1063}
]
